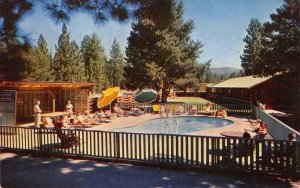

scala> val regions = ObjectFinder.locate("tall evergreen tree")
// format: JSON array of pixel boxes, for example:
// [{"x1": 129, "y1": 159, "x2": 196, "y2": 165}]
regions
[
  {"x1": 23, "y1": 34, "x2": 54, "y2": 81},
  {"x1": 262, "y1": 0, "x2": 300, "y2": 76},
  {"x1": 81, "y1": 33, "x2": 107, "y2": 91},
  {"x1": 240, "y1": 18, "x2": 264, "y2": 75},
  {"x1": 69, "y1": 40, "x2": 86, "y2": 81},
  {"x1": 107, "y1": 38, "x2": 125, "y2": 87},
  {"x1": 53, "y1": 23, "x2": 86, "y2": 81},
  {"x1": 125, "y1": 0, "x2": 205, "y2": 102},
  {"x1": 0, "y1": 40, "x2": 31, "y2": 80}
]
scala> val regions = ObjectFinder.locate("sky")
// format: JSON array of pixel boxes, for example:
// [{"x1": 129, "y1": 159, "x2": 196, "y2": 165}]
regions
[{"x1": 19, "y1": 0, "x2": 283, "y2": 69}]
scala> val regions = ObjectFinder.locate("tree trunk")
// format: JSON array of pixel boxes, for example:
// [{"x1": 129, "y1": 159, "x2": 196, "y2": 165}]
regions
[{"x1": 161, "y1": 84, "x2": 171, "y2": 103}]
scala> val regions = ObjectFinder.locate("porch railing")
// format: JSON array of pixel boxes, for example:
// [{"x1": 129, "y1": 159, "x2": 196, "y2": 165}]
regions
[{"x1": 1, "y1": 126, "x2": 299, "y2": 177}]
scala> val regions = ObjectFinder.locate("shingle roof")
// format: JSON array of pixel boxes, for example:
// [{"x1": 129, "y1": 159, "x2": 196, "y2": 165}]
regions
[{"x1": 208, "y1": 75, "x2": 271, "y2": 89}]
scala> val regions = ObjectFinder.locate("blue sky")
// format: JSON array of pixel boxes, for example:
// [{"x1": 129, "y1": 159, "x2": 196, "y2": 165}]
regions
[{"x1": 19, "y1": 0, "x2": 283, "y2": 69}]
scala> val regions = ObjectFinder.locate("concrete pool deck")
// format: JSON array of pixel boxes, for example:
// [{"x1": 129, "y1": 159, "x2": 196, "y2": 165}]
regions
[
  {"x1": 19, "y1": 113, "x2": 272, "y2": 138},
  {"x1": 89, "y1": 113, "x2": 272, "y2": 138}
]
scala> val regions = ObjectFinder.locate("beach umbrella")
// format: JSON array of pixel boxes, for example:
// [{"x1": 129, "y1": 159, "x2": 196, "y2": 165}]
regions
[
  {"x1": 97, "y1": 87, "x2": 120, "y2": 108},
  {"x1": 135, "y1": 89, "x2": 158, "y2": 103}
]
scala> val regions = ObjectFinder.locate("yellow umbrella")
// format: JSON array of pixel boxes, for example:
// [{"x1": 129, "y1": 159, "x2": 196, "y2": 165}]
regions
[{"x1": 97, "y1": 87, "x2": 120, "y2": 108}]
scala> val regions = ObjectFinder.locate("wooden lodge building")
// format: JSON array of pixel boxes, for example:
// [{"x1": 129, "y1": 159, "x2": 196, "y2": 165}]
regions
[
  {"x1": 0, "y1": 81, "x2": 96, "y2": 125},
  {"x1": 207, "y1": 75, "x2": 297, "y2": 111}
]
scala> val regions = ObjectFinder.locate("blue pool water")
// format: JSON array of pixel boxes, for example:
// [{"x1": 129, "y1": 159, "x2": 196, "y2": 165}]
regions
[{"x1": 113, "y1": 116, "x2": 234, "y2": 135}]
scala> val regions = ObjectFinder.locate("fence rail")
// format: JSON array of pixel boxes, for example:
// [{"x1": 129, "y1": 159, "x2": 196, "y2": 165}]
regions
[
  {"x1": 253, "y1": 105, "x2": 300, "y2": 141},
  {"x1": 135, "y1": 103, "x2": 252, "y2": 115},
  {"x1": 1, "y1": 126, "x2": 299, "y2": 177}
]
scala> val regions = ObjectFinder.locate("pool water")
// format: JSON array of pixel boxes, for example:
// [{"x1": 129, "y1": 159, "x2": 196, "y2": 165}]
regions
[{"x1": 113, "y1": 116, "x2": 234, "y2": 135}]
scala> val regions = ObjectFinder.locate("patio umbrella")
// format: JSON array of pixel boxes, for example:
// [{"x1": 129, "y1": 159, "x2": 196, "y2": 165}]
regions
[
  {"x1": 135, "y1": 89, "x2": 158, "y2": 103},
  {"x1": 97, "y1": 87, "x2": 120, "y2": 108}
]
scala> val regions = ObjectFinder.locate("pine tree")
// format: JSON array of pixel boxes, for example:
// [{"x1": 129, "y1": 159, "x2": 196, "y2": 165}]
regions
[
  {"x1": 53, "y1": 23, "x2": 86, "y2": 81},
  {"x1": 240, "y1": 18, "x2": 264, "y2": 75},
  {"x1": 69, "y1": 40, "x2": 86, "y2": 81},
  {"x1": 107, "y1": 38, "x2": 125, "y2": 87},
  {"x1": 125, "y1": 0, "x2": 204, "y2": 102},
  {"x1": 24, "y1": 34, "x2": 54, "y2": 81},
  {"x1": 262, "y1": 0, "x2": 300, "y2": 76},
  {"x1": 81, "y1": 33, "x2": 107, "y2": 91}
]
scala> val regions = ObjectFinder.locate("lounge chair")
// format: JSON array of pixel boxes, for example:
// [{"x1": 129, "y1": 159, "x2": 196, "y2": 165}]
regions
[
  {"x1": 197, "y1": 103, "x2": 215, "y2": 115},
  {"x1": 152, "y1": 105, "x2": 160, "y2": 114},
  {"x1": 55, "y1": 128, "x2": 79, "y2": 148},
  {"x1": 113, "y1": 106, "x2": 124, "y2": 117}
]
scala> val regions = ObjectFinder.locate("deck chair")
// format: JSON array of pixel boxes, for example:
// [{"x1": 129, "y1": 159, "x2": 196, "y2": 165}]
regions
[
  {"x1": 55, "y1": 128, "x2": 79, "y2": 148},
  {"x1": 169, "y1": 104, "x2": 176, "y2": 114},
  {"x1": 152, "y1": 105, "x2": 160, "y2": 114}
]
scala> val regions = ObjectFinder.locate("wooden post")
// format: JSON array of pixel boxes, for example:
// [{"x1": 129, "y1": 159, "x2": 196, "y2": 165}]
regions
[
  {"x1": 47, "y1": 90, "x2": 56, "y2": 112},
  {"x1": 87, "y1": 89, "x2": 92, "y2": 112},
  {"x1": 14, "y1": 90, "x2": 17, "y2": 126},
  {"x1": 52, "y1": 98, "x2": 56, "y2": 112}
]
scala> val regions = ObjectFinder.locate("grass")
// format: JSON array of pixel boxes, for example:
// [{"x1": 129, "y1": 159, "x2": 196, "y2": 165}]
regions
[{"x1": 167, "y1": 96, "x2": 210, "y2": 104}]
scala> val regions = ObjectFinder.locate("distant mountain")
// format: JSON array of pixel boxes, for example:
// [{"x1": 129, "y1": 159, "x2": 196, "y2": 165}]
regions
[{"x1": 209, "y1": 67, "x2": 242, "y2": 76}]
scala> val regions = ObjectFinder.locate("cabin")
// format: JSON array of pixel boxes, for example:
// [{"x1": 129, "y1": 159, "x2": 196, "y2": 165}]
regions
[
  {"x1": 207, "y1": 75, "x2": 296, "y2": 111},
  {"x1": 0, "y1": 81, "x2": 96, "y2": 125},
  {"x1": 199, "y1": 83, "x2": 215, "y2": 93}
]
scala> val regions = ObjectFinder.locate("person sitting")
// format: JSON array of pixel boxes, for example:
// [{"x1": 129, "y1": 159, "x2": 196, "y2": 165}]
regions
[
  {"x1": 159, "y1": 104, "x2": 165, "y2": 115},
  {"x1": 96, "y1": 109, "x2": 110, "y2": 119},
  {"x1": 65, "y1": 113, "x2": 74, "y2": 124},
  {"x1": 129, "y1": 107, "x2": 142, "y2": 116},
  {"x1": 113, "y1": 103, "x2": 124, "y2": 117},
  {"x1": 254, "y1": 122, "x2": 267, "y2": 140},
  {"x1": 198, "y1": 102, "x2": 214, "y2": 115},
  {"x1": 215, "y1": 108, "x2": 227, "y2": 118},
  {"x1": 271, "y1": 132, "x2": 297, "y2": 164},
  {"x1": 54, "y1": 115, "x2": 69, "y2": 129},
  {"x1": 54, "y1": 116, "x2": 79, "y2": 147},
  {"x1": 40, "y1": 117, "x2": 54, "y2": 128},
  {"x1": 189, "y1": 105, "x2": 197, "y2": 115},
  {"x1": 203, "y1": 102, "x2": 212, "y2": 111},
  {"x1": 243, "y1": 131, "x2": 251, "y2": 139},
  {"x1": 257, "y1": 100, "x2": 265, "y2": 111},
  {"x1": 175, "y1": 105, "x2": 184, "y2": 115},
  {"x1": 73, "y1": 112, "x2": 86, "y2": 125},
  {"x1": 234, "y1": 131, "x2": 252, "y2": 156},
  {"x1": 283, "y1": 132, "x2": 297, "y2": 155},
  {"x1": 288, "y1": 132, "x2": 297, "y2": 141},
  {"x1": 65, "y1": 100, "x2": 74, "y2": 113},
  {"x1": 245, "y1": 119, "x2": 261, "y2": 137}
]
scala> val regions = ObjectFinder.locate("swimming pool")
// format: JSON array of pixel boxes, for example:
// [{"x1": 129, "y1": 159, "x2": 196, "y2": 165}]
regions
[{"x1": 113, "y1": 116, "x2": 234, "y2": 134}]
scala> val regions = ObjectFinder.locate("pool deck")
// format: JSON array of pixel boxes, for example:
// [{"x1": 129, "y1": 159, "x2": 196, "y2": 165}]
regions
[
  {"x1": 19, "y1": 113, "x2": 273, "y2": 138},
  {"x1": 91, "y1": 114, "x2": 272, "y2": 138}
]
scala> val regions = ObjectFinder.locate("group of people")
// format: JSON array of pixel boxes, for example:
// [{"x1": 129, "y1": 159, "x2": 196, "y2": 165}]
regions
[
  {"x1": 39, "y1": 110, "x2": 106, "y2": 129},
  {"x1": 244, "y1": 119, "x2": 268, "y2": 140},
  {"x1": 187, "y1": 102, "x2": 227, "y2": 118},
  {"x1": 35, "y1": 99, "x2": 114, "y2": 129},
  {"x1": 158, "y1": 104, "x2": 185, "y2": 116}
]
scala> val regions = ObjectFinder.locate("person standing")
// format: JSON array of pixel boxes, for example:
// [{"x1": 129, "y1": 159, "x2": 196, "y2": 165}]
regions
[
  {"x1": 34, "y1": 100, "x2": 42, "y2": 127},
  {"x1": 257, "y1": 100, "x2": 265, "y2": 111},
  {"x1": 65, "y1": 100, "x2": 73, "y2": 113}
]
